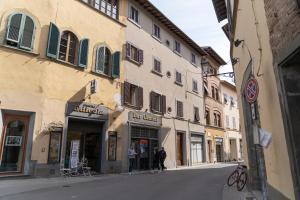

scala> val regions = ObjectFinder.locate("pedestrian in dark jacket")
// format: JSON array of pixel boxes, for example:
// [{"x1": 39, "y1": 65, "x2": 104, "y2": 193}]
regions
[
  {"x1": 159, "y1": 147, "x2": 167, "y2": 171},
  {"x1": 152, "y1": 149, "x2": 160, "y2": 170}
]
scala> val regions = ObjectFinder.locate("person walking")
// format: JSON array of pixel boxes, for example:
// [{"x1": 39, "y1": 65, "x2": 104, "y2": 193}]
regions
[
  {"x1": 159, "y1": 147, "x2": 167, "y2": 171},
  {"x1": 128, "y1": 145, "x2": 137, "y2": 175},
  {"x1": 152, "y1": 148, "x2": 160, "y2": 171}
]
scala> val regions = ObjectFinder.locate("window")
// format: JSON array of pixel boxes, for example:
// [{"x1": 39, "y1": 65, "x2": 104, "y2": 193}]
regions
[
  {"x1": 205, "y1": 108, "x2": 210, "y2": 125},
  {"x1": 224, "y1": 94, "x2": 228, "y2": 104},
  {"x1": 226, "y1": 115, "x2": 229, "y2": 128},
  {"x1": 95, "y1": 46, "x2": 120, "y2": 78},
  {"x1": 108, "y1": 132, "x2": 117, "y2": 161},
  {"x1": 176, "y1": 100, "x2": 184, "y2": 118},
  {"x1": 211, "y1": 86, "x2": 215, "y2": 99},
  {"x1": 215, "y1": 88, "x2": 219, "y2": 101},
  {"x1": 124, "y1": 82, "x2": 143, "y2": 109},
  {"x1": 204, "y1": 80, "x2": 209, "y2": 95},
  {"x1": 48, "y1": 131, "x2": 62, "y2": 164},
  {"x1": 126, "y1": 42, "x2": 143, "y2": 65},
  {"x1": 153, "y1": 58, "x2": 162, "y2": 74},
  {"x1": 232, "y1": 117, "x2": 236, "y2": 129},
  {"x1": 175, "y1": 71, "x2": 183, "y2": 85},
  {"x1": 82, "y1": 0, "x2": 119, "y2": 19},
  {"x1": 153, "y1": 24, "x2": 161, "y2": 39},
  {"x1": 230, "y1": 97, "x2": 235, "y2": 107},
  {"x1": 194, "y1": 106, "x2": 200, "y2": 122},
  {"x1": 6, "y1": 13, "x2": 35, "y2": 51},
  {"x1": 191, "y1": 53, "x2": 196, "y2": 64},
  {"x1": 192, "y1": 80, "x2": 198, "y2": 93},
  {"x1": 129, "y1": 6, "x2": 139, "y2": 24},
  {"x1": 150, "y1": 92, "x2": 166, "y2": 114},
  {"x1": 213, "y1": 111, "x2": 222, "y2": 127},
  {"x1": 174, "y1": 40, "x2": 181, "y2": 54},
  {"x1": 58, "y1": 31, "x2": 78, "y2": 64}
]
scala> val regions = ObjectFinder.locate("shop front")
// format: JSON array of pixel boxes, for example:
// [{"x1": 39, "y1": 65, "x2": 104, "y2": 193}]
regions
[
  {"x1": 190, "y1": 133, "x2": 206, "y2": 165},
  {"x1": 62, "y1": 102, "x2": 108, "y2": 174},
  {"x1": 128, "y1": 111, "x2": 162, "y2": 171},
  {"x1": 206, "y1": 128, "x2": 225, "y2": 163}
]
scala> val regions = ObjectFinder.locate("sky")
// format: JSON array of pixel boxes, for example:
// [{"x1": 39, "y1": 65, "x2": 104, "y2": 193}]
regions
[{"x1": 149, "y1": 0, "x2": 233, "y2": 82}]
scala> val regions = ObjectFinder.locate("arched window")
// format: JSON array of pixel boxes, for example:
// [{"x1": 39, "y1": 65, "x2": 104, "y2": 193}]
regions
[
  {"x1": 58, "y1": 31, "x2": 78, "y2": 64},
  {"x1": 96, "y1": 46, "x2": 111, "y2": 76},
  {"x1": 213, "y1": 111, "x2": 222, "y2": 127},
  {"x1": 205, "y1": 108, "x2": 210, "y2": 125},
  {"x1": 6, "y1": 13, "x2": 35, "y2": 50}
]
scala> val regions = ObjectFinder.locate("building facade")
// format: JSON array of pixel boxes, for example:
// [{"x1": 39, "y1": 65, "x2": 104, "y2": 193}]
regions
[
  {"x1": 0, "y1": 0, "x2": 126, "y2": 176},
  {"x1": 212, "y1": 0, "x2": 300, "y2": 199},
  {"x1": 220, "y1": 80, "x2": 242, "y2": 162},
  {"x1": 202, "y1": 47, "x2": 226, "y2": 163},
  {"x1": 121, "y1": 0, "x2": 207, "y2": 171}
]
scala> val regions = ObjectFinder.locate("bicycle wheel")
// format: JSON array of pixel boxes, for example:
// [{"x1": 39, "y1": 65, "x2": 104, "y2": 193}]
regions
[
  {"x1": 227, "y1": 170, "x2": 239, "y2": 186},
  {"x1": 237, "y1": 171, "x2": 248, "y2": 191}
]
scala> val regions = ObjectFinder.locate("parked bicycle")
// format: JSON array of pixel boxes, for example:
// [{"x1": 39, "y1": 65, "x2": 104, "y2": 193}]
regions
[
  {"x1": 227, "y1": 162, "x2": 248, "y2": 191},
  {"x1": 60, "y1": 158, "x2": 92, "y2": 177}
]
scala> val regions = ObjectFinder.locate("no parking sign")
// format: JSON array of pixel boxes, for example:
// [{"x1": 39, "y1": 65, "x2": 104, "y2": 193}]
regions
[{"x1": 245, "y1": 78, "x2": 259, "y2": 103}]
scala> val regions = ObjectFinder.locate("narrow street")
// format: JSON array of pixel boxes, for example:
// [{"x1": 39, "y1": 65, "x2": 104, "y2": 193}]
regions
[{"x1": 0, "y1": 165, "x2": 234, "y2": 200}]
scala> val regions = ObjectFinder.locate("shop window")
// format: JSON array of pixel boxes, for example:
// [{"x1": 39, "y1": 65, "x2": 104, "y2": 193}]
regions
[
  {"x1": 194, "y1": 106, "x2": 200, "y2": 122},
  {"x1": 124, "y1": 82, "x2": 143, "y2": 109},
  {"x1": 125, "y1": 42, "x2": 143, "y2": 65},
  {"x1": 176, "y1": 100, "x2": 184, "y2": 118},
  {"x1": 46, "y1": 23, "x2": 90, "y2": 68},
  {"x1": 108, "y1": 132, "x2": 117, "y2": 161},
  {"x1": 81, "y1": 0, "x2": 119, "y2": 20},
  {"x1": 6, "y1": 13, "x2": 35, "y2": 51},
  {"x1": 48, "y1": 131, "x2": 62, "y2": 164},
  {"x1": 150, "y1": 91, "x2": 166, "y2": 114}
]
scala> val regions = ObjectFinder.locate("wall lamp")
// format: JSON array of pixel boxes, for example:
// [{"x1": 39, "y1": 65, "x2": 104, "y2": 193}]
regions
[
  {"x1": 231, "y1": 58, "x2": 239, "y2": 65},
  {"x1": 234, "y1": 39, "x2": 244, "y2": 47}
]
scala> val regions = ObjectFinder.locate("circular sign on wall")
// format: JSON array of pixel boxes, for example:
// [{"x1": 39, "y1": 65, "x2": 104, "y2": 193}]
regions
[{"x1": 245, "y1": 78, "x2": 259, "y2": 103}]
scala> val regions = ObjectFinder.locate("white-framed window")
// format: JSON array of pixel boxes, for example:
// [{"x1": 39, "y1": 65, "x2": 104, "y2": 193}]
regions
[
  {"x1": 153, "y1": 58, "x2": 162, "y2": 74},
  {"x1": 129, "y1": 6, "x2": 139, "y2": 24},
  {"x1": 153, "y1": 24, "x2": 161, "y2": 39},
  {"x1": 174, "y1": 40, "x2": 181, "y2": 54},
  {"x1": 175, "y1": 71, "x2": 183, "y2": 85},
  {"x1": 6, "y1": 13, "x2": 35, "y2": 51},
  {"x1": 191, "y1": 53, "x2": 196, "y2": 64},
  {"x1": 192, "y1": 79, "x2": 198, "y2": 93}
]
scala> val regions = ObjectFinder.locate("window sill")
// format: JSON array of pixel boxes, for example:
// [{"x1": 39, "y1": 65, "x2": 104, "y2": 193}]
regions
[
  {"x1": 127, "y1": 18, "x2": 141, "y2": 29},
  {"x1": 124, "y1": 103, "x2": 141, "y2": 110},
  {"x1": 191, "y1": 62, "x2": 197, "y2": 67},
  {"x1": 91, "y1": 71, "x2": 114, "y2": 79},
  {"x1": 175, "y1": 81, "x2": 183, "y2": 87},
  {"x1": 175, "y1": 116, "x2": 184, "y2": 120},
  {"x1": 173, "y1": 50, "x2": 182, "y2": 57},
  {"x1": 53, "y1": 58, "x2": 84, "y2": 69},
  {"x1": 192, "y1": 90, "x2": 199, "y2": 94},
  {"x1": 151, "y1": 35, "x2": 162, "y2": 43},
  {"x1": 0, "y1": 45, "x2": 39, "y2": 56},
  {"x1": 151, "y1": 70, "x2": 163, "y2": 77},
  {"x1": 126, "y1": 57, "x2": 142, "y2": 66}
]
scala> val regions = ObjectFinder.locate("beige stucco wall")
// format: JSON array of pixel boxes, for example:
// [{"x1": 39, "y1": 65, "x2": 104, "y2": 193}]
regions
[
  {"x1": 0, "y1": 0, "x2": 126, "y2": 168},
  {"x1": 122, "y1": 1, "x2": 205, "y2": 170},
  {"x1": 232, "y1": 0, "x2": 294, "y2": 198}
]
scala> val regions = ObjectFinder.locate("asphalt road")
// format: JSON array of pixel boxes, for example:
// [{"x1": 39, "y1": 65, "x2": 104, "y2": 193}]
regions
[{"x1": 1, "y1": 166, "x2": 234, "y2": 200}]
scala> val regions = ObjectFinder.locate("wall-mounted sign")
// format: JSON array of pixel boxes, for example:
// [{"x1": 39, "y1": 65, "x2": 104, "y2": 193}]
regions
[
  {"x1": 70, "y1": 140, "x2": 80, "y2": 169},
  {"x1": 245, "y1": 78, "x2": 259, "y2": 103},
  {"x1": 5, "y1": 136, "x2": 22, "y2": 146},
  {"x1": 67, "y1": 102, "x2": 108, "y2": 120},
  {"x1": 128, "y1": 111, "x2": 162, "y2": 127}
]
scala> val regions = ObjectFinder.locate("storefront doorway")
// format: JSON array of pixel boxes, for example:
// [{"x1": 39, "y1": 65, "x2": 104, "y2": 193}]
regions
[
  {"x1": 131, "y1": 126, "x2": 159, "y2": 171},
  {"x1": 215, "y1": 138, "x2": 224, "y2": 162},
  {"x1": 207, "y1": 140, "x2": 212, "y2": 163},
  {"x1": 191, "y1": 134, "x2": 205, "y2": 165},
  {"x1": 0, "y1": 115, "x2": 29, "y2": 173},
  {"x1": 176, "y1": 132, "x2": 184, "y2": 166},
  {"x1": 65, "y1": 118, "x2": 103, "y2": 173}
]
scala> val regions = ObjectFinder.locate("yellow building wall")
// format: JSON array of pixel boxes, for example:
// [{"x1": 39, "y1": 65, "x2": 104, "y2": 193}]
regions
[{"x1": 0, "y1": 0, "x2": 126, "y2": 164}]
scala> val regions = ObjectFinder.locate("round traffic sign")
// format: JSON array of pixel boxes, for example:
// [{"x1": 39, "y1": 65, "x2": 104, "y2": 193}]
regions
[{"x1": 245, "y1": 78, "x2": 259, "y2": 103}]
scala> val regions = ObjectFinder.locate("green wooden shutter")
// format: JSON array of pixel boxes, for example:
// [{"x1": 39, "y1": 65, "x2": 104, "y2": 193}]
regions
[
  {"x1": 46, "y1": 22, "x2": 60, "y2": 59},
  {"x1": 78, "y1": 38, "x2": 89, "y2": 68},
  {"x1": 6, "y1": 13, "x2": 23, "y2": 43},
  {"x1": 20, "y1": 16, "x2": 35, "y2": 50},
  {"x1": 112, "y1": 51, "x2": 120, "y2": 79},
  {"x1": 96, "y1": 47, "x2": 105, "y2": 73}
]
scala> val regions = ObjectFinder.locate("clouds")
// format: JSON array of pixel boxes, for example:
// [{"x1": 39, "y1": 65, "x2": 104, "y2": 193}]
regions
[{"x1": 150, "y1": 0, "x2": 233, "y2": 82}]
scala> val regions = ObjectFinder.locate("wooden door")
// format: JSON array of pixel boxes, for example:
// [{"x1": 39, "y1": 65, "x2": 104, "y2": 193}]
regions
[
  {"x1": 176, "y1": 133, "x2": 183, "y2": 166},
  {"x1": 0, "y1": 115, "x2": 29, "y2": 173},
  {"x1": 208, "y1": 140, "x2": 212, "y2": 163}
]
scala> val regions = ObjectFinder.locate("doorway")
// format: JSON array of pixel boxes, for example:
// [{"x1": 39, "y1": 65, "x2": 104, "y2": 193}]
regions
[
  {"x1": 0, "y1": 115, "x2": 29, "y2": 173},
  {"x1": 207, "y1": 140, "x2": 212, "y2": 163},
  {"x1": 176, "y1": 132, "x2": 184, "y2": 166},
  {"x1": 229, "y1": 139, "x2": 238, "y2": 161}
]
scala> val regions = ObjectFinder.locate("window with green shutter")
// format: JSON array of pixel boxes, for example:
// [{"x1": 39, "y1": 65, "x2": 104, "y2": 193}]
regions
[
  {"x1": 78, "y1": 38, "x2": 89, "y2": 68},
  {"x1": 47, "y1": 23, "x2": 60, "y2": 58},
  {"x1": 6, "y1": 13, "x2": 35, "y2": 51},
  {"x1": 112, "y1": 51, "x2": 120, "y2": 79}
]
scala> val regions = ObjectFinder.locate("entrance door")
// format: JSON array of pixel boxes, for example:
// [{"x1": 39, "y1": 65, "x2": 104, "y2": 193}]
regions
[
  {"x1": 207, "y1": 140, "x2": 212, "y2": 163},
  {"x1": 83, "y1": 133, "x2": 101, "y2": 172},
  {"x1": 176, "y1": 132, "x2": 184, "y2": 166},
  {"x1": 0, "y1": 115, "x2": 29, "y2": 173},
  {"x1": 192, "y1": 142, "x2": 203, "y2": 164},
  {"x1": 216, "y1": 144, "x2": 223, "y2": 162}
]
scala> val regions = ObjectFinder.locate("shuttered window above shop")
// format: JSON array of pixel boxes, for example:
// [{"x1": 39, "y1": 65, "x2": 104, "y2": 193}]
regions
[
  {"x1": 124, "y1": 82, "x2": 143, "y2": 109},
  {"x1": 125, "y1": 42, "x2": 143, "y2": 65},
  {"x1": 150, "y1": 92, "x2": 166, "y2": 115}
]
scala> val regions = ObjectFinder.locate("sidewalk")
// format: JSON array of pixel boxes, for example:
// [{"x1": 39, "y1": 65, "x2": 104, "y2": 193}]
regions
[{"x1": 222, "y1": 184, "x2": 263, "y2": 200}]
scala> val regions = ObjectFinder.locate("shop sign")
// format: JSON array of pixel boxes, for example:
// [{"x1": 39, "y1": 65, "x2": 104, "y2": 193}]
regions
[
  {"x1": 215, "y1": 138, "x2": 223, "y2": 144},
  {"x1": 128, "y1": 111, "x2": 162, "y2": 127},
  {"x1": 5, "y1": 136, "x2": 22, "y2": 146},
  {"x1": 67, "y1": 102, "x2": 108, "y2": 120},
  {"x1": 191, "y1": 134, "x2": 204, "y2": 142},
  {"x1": 70, "y1": 140, "x2": 80, "y2": 169}
]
